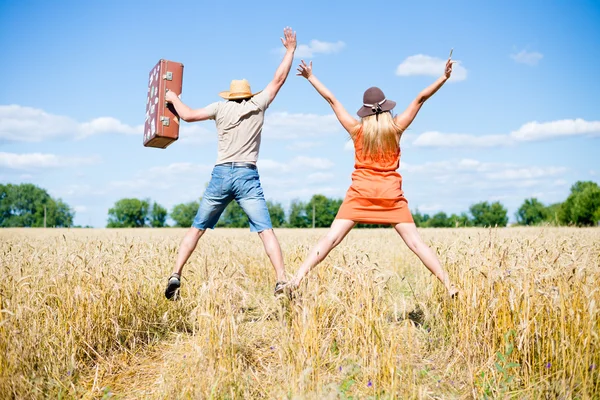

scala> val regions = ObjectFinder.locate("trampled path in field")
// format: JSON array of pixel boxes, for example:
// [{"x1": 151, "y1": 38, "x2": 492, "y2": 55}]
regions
[{"x1": 80, "y1": 296, "x2": 462, "y2": 399}]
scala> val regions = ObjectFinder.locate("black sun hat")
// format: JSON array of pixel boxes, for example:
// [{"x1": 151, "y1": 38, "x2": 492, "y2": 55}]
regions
[{"x1": 356, "y1": 87, "x2": 396, "y2": 118}]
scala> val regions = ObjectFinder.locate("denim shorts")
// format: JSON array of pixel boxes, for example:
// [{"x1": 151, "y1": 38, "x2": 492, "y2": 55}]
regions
[{"x1": 192, "y1": 164, "x2": 272, "y2": 232}]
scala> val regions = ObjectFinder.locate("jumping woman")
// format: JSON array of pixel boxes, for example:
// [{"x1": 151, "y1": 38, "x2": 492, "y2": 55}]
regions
[{"x1": 291, "y1": 56, "x2": 458, "y2": 297}]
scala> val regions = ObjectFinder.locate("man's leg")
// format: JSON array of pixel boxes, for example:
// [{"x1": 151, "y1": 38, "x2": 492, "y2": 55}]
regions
[
  {"x1": 172, "y1": 227, "x2": 206, "y2": 276},
  {"x1": 235, "y1": 169, "x2": 287, "y2": 290},
  {"x1": 165, "y1": 168, "x2": 232, "y2": 300},
  {"x1": 257, "y1": 229, "x2": 286, "y2": 282},
  {"x1": 290, "y1": 219, "x2": 355, "y2": 287}
]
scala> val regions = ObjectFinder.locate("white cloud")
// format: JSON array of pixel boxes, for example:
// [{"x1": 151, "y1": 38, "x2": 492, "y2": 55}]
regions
[
  {"x1": 510, "y1": 50, "x2": 543, "y2": 66},
  {"x1": 179, "y1": 124, "x2": 216, "y2": 145},
  {"x1": 485, "y1": 166, "x2": 567, "y2": 181},
  {"x1": 591, "y1": 170, "x2": 597, "y2": 176},
  {"x1": 106, "y1": 162, "x2": 214, "y2": 209},
  {"x1": 263, "y1": 112, "x2": 341, "y2": 139},
  {"x1": 403, "y1": 159, "x2": 566, "y2": 182},
  {"x1": 553, "y1": 179, "x2": 568, "y2": 186},
  {"x1": 286, "y1": 141, "x2": 323, "y2": 151},
  {"x1": 257, "y1": 159, "x2": 289, "y2": 172},
  {"x1": 415, "y1": 204, "x2": 444, "y2": 213},
  {"x1": 284, "y1": 186, "x2": 343, "y2": 199},
  {"x1": 411, "y1": 118, "x2": 600, "y2": 148},
  {"x1": 56, "y1": 184, "x2": 106, "y2": 198},
  {"x1": 509, "y1": 119, "x2": 600, "y2": 141},
  {"x1": 258, "y1": 156, "x2": 334, "y2": 173},
  {"x1": 276, "y1": 40, "x2": 345, "y2": 59},
  {"x1": 292, "y1": 156, "x2": 334, "y2": 170},
  {"x1": 344, "y1": 140, "x2": 354, "y2": 152},
  {"x1": 395, "y1": 54, "x2": 467, "y2": 82},
  {"x1": 110, "y1": 162, "x2": 212, "y2": 191},
  {"x1": 412, "y1": 131, "x2": 507, "y2": 148},
  {"x1": 78, "y1": 117, "x2": 141, "y2": 137},
  {"x1": 74, "y1": 205, "x2": 87, "y2": 213},
  {"x1": 307, "y1": 172, "x2": 335, "y2": 183},
  {"x1": 0, "y1": 152, "x2": 100, "y2": 170},
  {"x1": 0, "y1": 105, "x2": 142, "y2": 142}
]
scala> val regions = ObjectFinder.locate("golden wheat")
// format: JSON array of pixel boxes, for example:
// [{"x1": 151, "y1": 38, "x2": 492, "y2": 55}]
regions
[{"x1": 0, "y1": 227, "x2": 598, "y2": 399}]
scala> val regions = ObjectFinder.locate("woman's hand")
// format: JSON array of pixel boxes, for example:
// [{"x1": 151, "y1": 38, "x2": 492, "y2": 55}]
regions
[
  {"x1": 444, "y1": 59, "x2": 454, "y2": 80},
  {"x1": 296, "y1": 60, "x2": 313, "y2": 79}
]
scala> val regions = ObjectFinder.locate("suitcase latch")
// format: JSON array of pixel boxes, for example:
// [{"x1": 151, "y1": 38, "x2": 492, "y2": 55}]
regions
[
  {"x1": 160, "y1": 116, "x2": 170, "y2": 126},
  {"x1": 163, "y1": 72, "x2": 173, "y2": 81}
]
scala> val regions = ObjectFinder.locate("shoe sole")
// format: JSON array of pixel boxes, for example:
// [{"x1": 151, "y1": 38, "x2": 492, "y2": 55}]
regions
[{"x1": 165, "y1": 279, "x2": 181, "y2": 300}]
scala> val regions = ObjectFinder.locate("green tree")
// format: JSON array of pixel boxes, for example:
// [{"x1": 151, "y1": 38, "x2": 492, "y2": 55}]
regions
[
  {"x1": 469, "y1": 201, "x2": 508, "y2": 227},
  {"x1": 288, "y1": 199, "x2": 310, "y2": 227},
  {"x1": 107, "y1": 198, "x2": 150, "y2": 228},
  {"x1": 412, "y1": 209, "x2": 430, "y2": 227},
  {"x1": 216, "y1": 201, "x2": 248, "y2": 228},
  {"x1": 426, "y1": 211, "x2": 453, "y2": 228},
  {"x1": 305, "y1": 195, "x2": 342, "y2": 228},
  {"x1": 559, "y1": 181, "x2": 600, "y2": 226},
  {"x1": 0, "y1": 183, "x2": 74, "y2": 227},
  {"x1": 170, "y1": 201, "x2": 199, "y2": 227},
  {"x1": 544, "y1": 203, "x2": 562, "y2": 225},
  {"x1": 267, "y1": 200, "x2": 285, "y2": 228},
  {"x1": 449, "y1": 212, "x2": 472, "y2": 227},
  {"x1": 150, "y1": 202, "x2": 168, "y2": 227},
  {"x1": 516, "y1": 198, "x2": 548, "y2": 226}
]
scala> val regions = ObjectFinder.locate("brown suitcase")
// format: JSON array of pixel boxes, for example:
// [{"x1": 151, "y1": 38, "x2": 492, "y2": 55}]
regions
[{"x1": 144, "y1": 59, "x2": 184, "y2": 149}]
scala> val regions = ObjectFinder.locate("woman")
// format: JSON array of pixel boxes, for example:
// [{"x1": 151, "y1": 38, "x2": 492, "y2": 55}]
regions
[{"x1": 290, "y1": 57, "x2": 458, "y2": 297}]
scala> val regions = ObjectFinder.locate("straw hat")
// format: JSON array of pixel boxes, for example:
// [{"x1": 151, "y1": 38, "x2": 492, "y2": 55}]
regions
[
  {"x1": 219, "y1": 79, "x2": 261, "y2": 100},
  {"x1": 356, "y1": 87, "x2": 396, "y2": 118}
]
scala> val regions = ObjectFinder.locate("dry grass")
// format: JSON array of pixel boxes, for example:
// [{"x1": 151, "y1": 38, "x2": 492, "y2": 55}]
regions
[{"x1": 1, "y1": 227, "x2": 599, "y2": 399}]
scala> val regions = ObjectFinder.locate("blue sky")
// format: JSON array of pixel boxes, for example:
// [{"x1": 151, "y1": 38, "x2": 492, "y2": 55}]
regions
[{"x1": 1, "y1": 0, "x2": 599, "y2": 227}]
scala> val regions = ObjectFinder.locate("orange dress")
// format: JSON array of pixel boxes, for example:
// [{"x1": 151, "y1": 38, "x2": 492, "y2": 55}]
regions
[{"x1": 336, "y1": 129, "x2": 414, "y2": 224}]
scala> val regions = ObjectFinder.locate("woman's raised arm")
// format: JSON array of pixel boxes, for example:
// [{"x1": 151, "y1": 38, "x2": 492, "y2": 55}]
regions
[
  {"x1": 395, "y1": 58, "x2": 454, "y2": 131},
  {"x1": 297, "y1": 60, "x2": 359, "y2": 134}
]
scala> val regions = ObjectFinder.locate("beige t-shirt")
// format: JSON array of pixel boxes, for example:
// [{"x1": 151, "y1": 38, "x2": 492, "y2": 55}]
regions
[{"x1": 204, "y1": 89, "x2": 271, "y2": 165}]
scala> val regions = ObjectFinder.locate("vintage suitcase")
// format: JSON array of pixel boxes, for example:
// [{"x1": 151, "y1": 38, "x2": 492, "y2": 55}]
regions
[{"x1": 144, "y1": 59, "x2": 184, "y2": 149}]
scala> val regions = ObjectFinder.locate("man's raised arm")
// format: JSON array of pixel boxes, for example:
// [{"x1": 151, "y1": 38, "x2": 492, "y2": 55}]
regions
[{"x1": 264, "y1": 27, "x2": 297, "y2": 104}]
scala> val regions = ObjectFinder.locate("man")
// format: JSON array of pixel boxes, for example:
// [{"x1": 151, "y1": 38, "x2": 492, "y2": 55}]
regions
[{"x1": 163, "y1": 27, "x2": 297, "y2": 300}]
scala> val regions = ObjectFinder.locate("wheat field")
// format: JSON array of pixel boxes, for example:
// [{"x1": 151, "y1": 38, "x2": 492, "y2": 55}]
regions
[{"x1": 0, "y1": 227, "x2": 598, "y2": 399}]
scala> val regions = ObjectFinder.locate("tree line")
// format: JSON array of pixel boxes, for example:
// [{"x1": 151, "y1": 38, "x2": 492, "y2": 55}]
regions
[
  {"x1": 1, "y1": 181, "x2": 599, "y2": 228},
  {"x1": 0, "y1": 184, "x2": 74, "y2": 227},
  {"x1": 105, "y1": 181, "x2": 600, "y2": 228}
]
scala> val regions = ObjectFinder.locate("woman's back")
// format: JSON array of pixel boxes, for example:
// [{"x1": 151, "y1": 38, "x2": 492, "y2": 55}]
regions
[{"x1": 352, "y1": 126, "x2": 401, "y2": 173}]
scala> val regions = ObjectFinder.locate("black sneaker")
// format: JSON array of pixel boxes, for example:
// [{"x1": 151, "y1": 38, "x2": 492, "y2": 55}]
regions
[{"x1": 165, "y1": 274, "x2": 181, "y2": 300}]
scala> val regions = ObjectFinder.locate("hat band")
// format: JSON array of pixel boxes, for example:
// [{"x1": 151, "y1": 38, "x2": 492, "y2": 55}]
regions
[
  {"x1": 363, "y1": 99, "x2": 387, "y2": 108},
  {"x1": 364, "y1": 98, "x2": 386, "y2": 114},
  {"x1": 229, "y1": 91, "x2": 252, "y2": 97}
]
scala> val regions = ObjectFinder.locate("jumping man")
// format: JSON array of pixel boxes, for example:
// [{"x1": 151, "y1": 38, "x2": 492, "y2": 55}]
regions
[{"x1": 163, "y1": 27, "x2": 297, "y2": 300}]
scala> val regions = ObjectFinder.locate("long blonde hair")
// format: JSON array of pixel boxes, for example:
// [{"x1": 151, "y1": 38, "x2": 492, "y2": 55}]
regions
[{"x1": 352, "y1": 111, "x2": 403, "y2": 158}]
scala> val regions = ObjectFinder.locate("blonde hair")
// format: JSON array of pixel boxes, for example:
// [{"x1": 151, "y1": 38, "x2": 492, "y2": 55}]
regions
[{"x1": 352, "y1": 112, "x2": 403, "y2": 158}]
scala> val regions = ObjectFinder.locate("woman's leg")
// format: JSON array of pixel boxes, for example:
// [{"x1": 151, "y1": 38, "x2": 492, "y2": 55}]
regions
[
  {"x1": 394, "y1": 222, "x2": 457, "y2": 296},
  {"x1": 290, "y1": 219, "x2": 356, "y2": 287}
]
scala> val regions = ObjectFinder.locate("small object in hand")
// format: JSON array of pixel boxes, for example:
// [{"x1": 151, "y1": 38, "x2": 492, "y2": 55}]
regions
[{"x1": 448, "y1": 48, "x2": 453, "y2": 59}]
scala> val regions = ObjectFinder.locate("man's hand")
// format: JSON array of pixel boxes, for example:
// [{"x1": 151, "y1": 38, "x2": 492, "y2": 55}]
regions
[
  {"x1": 296, "y1": 60, "x2": 313, "y2": 79},
  {"x1": 165, "y1": 89, "x2": 179, "y2": 103},
  {"x1": 280, "y1": 26, "x2": 296, "y2": 52}
]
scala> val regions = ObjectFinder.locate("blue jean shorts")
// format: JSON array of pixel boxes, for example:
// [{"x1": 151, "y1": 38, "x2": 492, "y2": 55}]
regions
[{"x1": 192, "y1": 164, "x2": 272, "y2": 232}]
